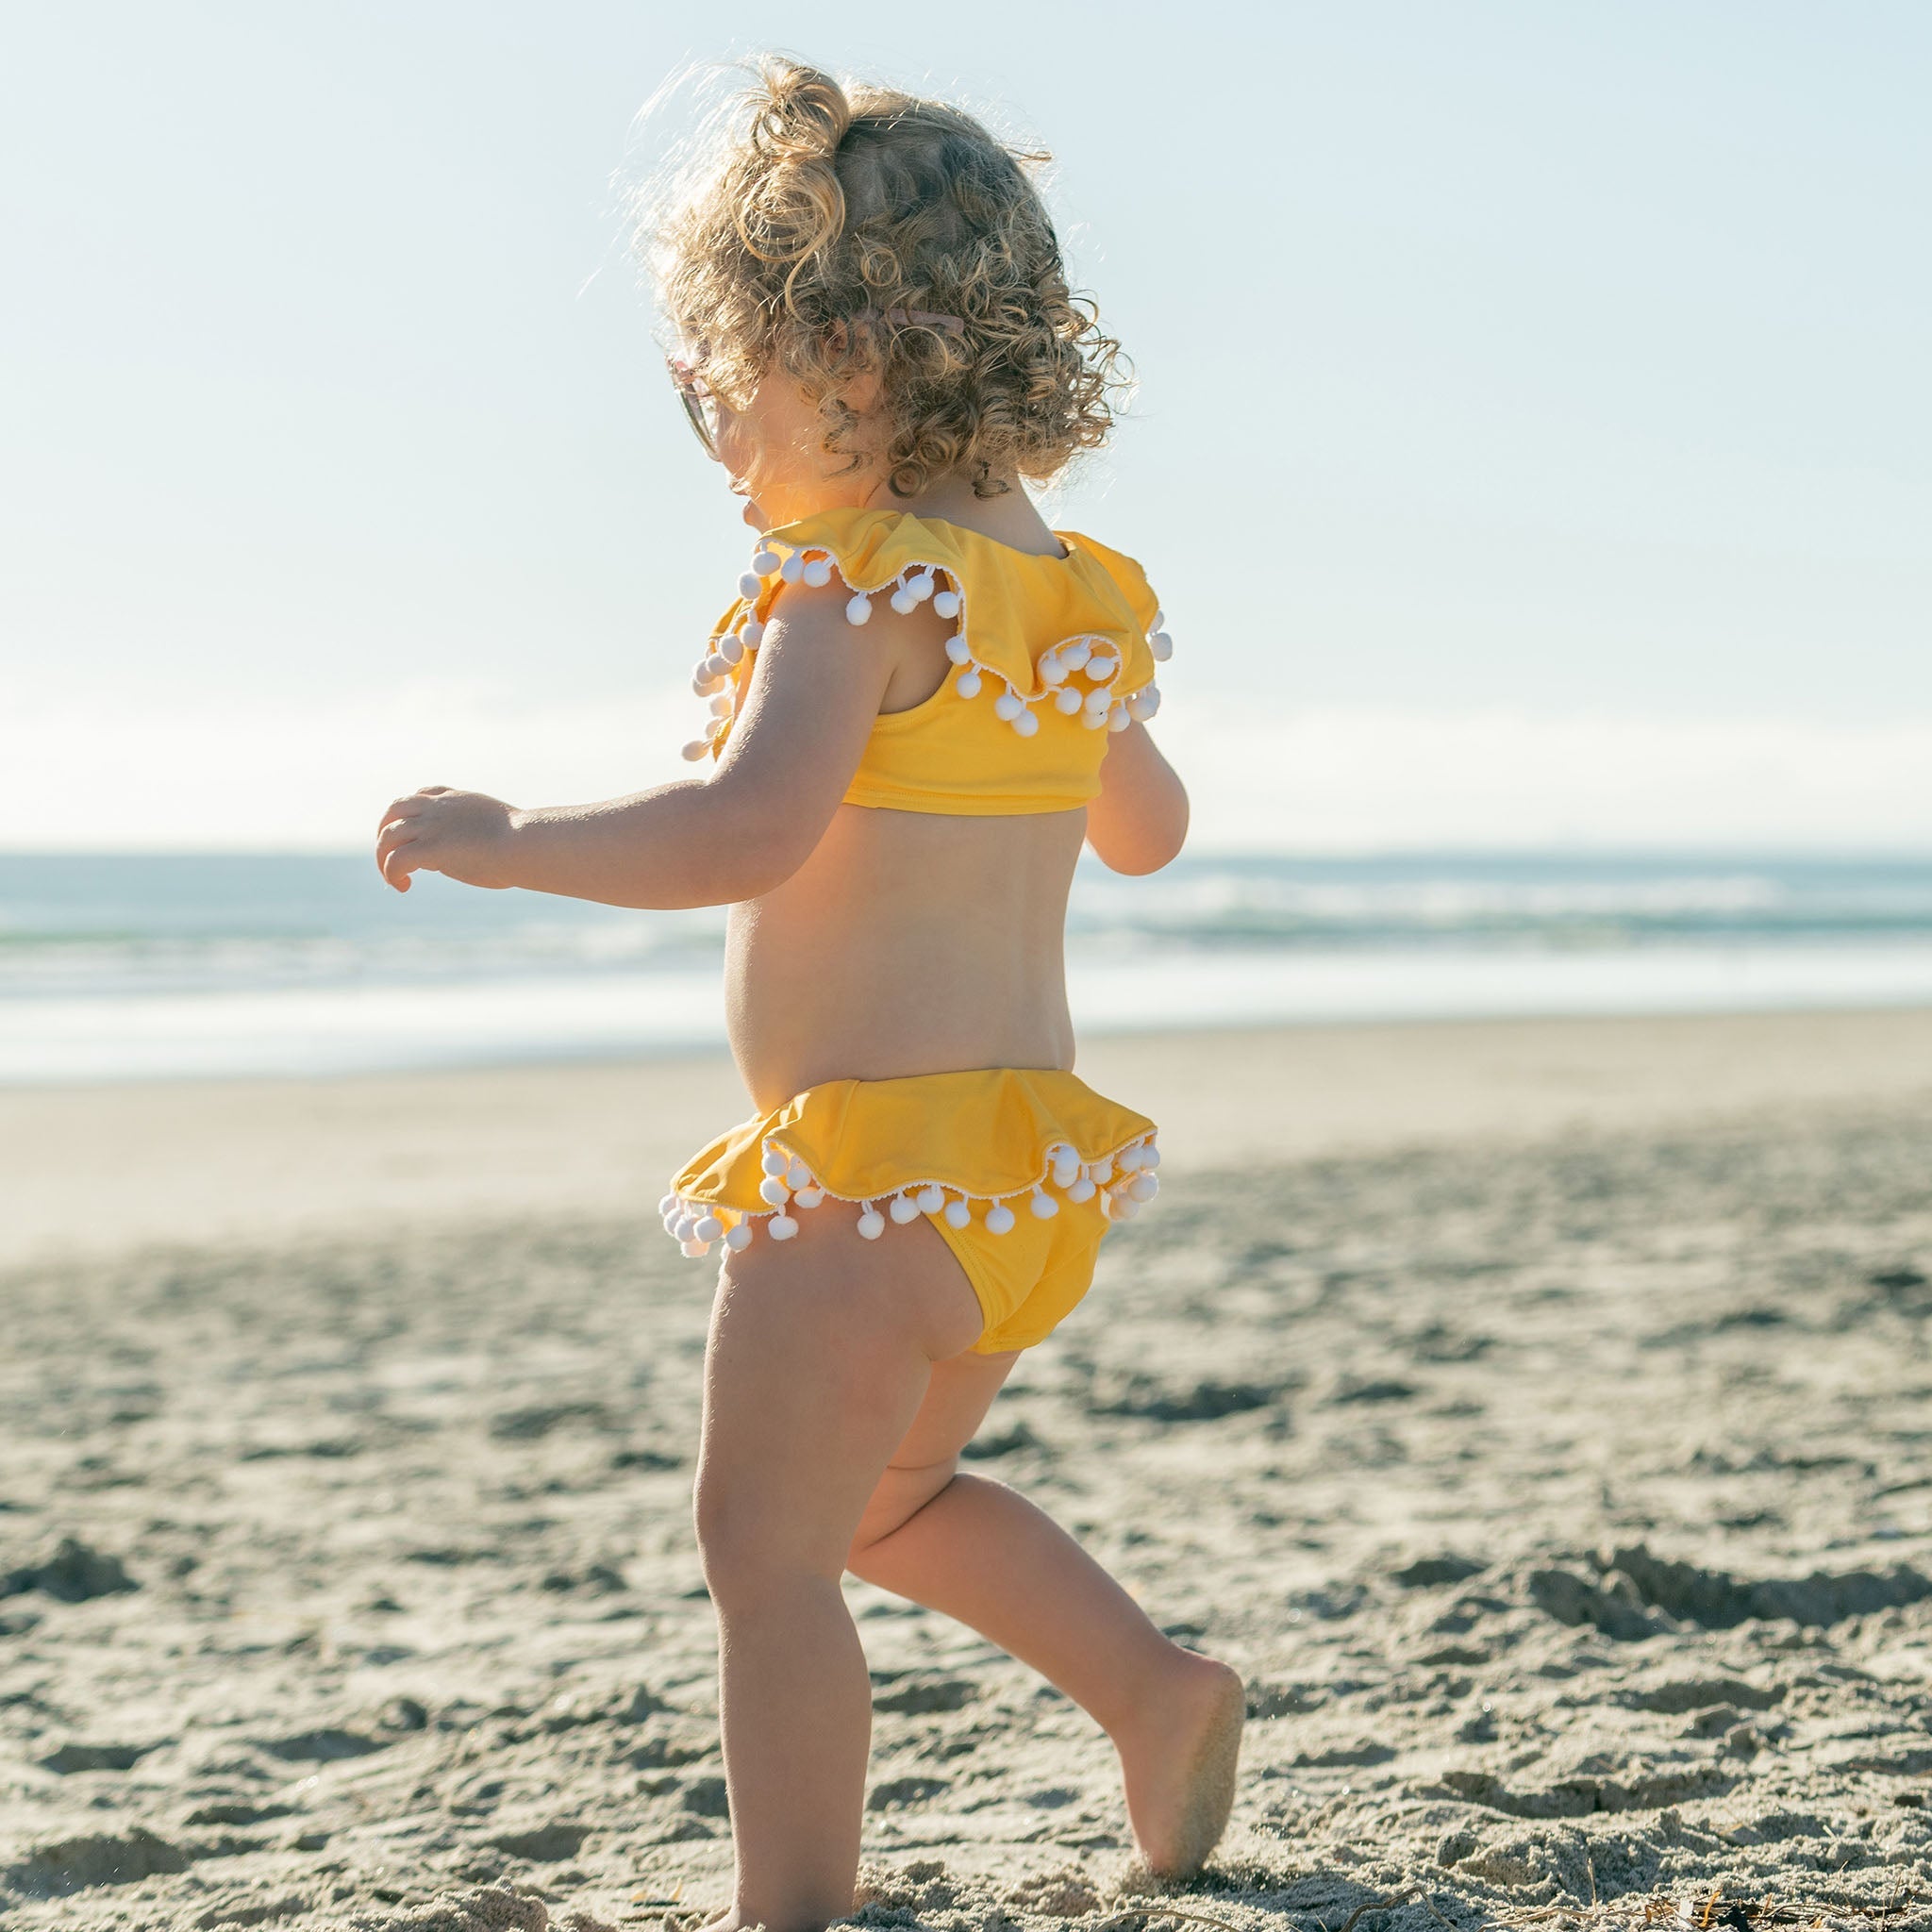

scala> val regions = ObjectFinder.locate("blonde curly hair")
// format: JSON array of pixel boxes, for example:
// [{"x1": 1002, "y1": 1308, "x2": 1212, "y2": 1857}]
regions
[{"x1": 647, "y1": 57, "x2": 1128, "y2": 499}]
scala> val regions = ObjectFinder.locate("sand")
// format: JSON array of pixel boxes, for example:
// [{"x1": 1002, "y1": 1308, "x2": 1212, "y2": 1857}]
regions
[
  {"x1": 8, "y1": 1007, "x2": 1932, "y2": 1270},
  {"x1": 4, "y1": 1010, "x2": 1932, "y2": 1929}
]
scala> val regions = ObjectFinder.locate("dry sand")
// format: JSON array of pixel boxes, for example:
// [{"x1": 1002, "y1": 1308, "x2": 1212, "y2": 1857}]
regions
[{"x1": 4, "y1": 1010, "x2": 1932, "y2": 1929}]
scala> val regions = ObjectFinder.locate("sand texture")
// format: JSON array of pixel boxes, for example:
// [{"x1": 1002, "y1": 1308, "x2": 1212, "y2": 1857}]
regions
[
  {"x1": 9, "y1": 1007, "x2": 1932, "y2": 1269},
  {"x1": 5, "y1": 1074, "x2": 1932, "y2": 1925}
]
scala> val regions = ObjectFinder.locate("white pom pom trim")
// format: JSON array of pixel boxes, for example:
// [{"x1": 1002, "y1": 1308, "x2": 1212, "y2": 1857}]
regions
[
  {"x1": 660, "y1": 1130, "x2": 1160, "y2": 1257},
  {"x1": 686, "y1": 542, "x2": 1170, "y2": 757}
]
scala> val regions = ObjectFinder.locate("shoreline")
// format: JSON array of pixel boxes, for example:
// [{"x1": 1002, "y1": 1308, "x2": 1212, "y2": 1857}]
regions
[{"x1": 6, "y1": 1003, "x2": 1930, "y2": 1270}]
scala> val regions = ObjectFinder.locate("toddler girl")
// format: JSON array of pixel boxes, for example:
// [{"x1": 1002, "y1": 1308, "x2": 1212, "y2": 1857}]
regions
[{"x1": 375, "y1": 57, "x2": 1243, "y2": 1932}]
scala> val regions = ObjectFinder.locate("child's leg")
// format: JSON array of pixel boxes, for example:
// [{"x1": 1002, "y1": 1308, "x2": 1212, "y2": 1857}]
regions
[
  {"x1": 692, "y1": 1205, "x2": 984, "y2": 1932},
  {"x1": 846, "y1": 1352, "x2": 1245, "y2": 1875}
]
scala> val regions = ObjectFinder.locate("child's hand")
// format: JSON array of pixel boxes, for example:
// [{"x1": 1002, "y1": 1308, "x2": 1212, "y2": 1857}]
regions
[{"x1": 375, "y1": 787, "x2": 520, "y2": 894}]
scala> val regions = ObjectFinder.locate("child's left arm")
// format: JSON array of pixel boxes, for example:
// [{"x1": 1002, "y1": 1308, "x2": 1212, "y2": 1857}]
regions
[
  {"x1": 373, "y1": 582, "x2": 894, "y2": 908},
  {"x1": 1085, "y1": 722, "x2": 1188, "y2": 874}
]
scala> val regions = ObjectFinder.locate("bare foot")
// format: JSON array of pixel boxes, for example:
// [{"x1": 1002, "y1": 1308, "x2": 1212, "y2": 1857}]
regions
[{"x1": 1111, "y1": 1649, "x2": 1246, "y2": 1877}]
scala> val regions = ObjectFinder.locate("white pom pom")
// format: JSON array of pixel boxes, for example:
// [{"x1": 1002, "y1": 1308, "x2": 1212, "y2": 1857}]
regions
[
  {"x1": 741, "y1": 619, "x2": 765, "y2": 648},
  {"x1": 932, "y1": 589, "x2": 960, "y2": 619},
  {"x1": 1088, "y1": 654, "x2": 1119, "y2": 681},
  {"x1": 945, "y1": 633, "x2": 972, "y2": 665},
  {"x1": 1084, "y1": 687, "x2": 1111, "y2": 716},
  {"x1": 769, "y1": 1213, "x2": 798, "y2": 1241},
  {"x1": 1060, "y1": 638, "x2": 1092, "y2": 670},
  {"x1": 1090, "y1": 1157, "x2": 1115, "y2": 1183},
  {"x1": 758, "y1": 1175, "x2": 791, "y2": 1208},
  {"x1": 705, "y1": 653, "x2": 731, "y2": 678},
  {"x1": 658, "y1": 1192, "x2": 679, "y2": 1216},
  {"x1": 674, "y1": 1210, "x2": 699, "y2": 1239},
  {"x1": 719, "y1": 635, "x2": 745, "y2": 667},
  {"x1": 915, "y1": 1183, "x2": 945, "y2": 1214},
  {"x1": 1153, "y1": 608, "x2": 1166, "y2": 631},
  {"x1": 1109, "y1": 1192, "x2": 1141, "y2": 1222},
  {"x1": 1108, "y1": 703, "x2": 1131, "y2": 732},
  {"x1": 1012, "y1": 707, "x2": 1040, "y2": 737},
  {"x1": 794, "y1": 1185, "x2": 824, "y2": 1208},
  {"x1": 724, "y1": 1222, "x2": 754, "y2": 1251},
  {"x1": 1055, "y1": 686, "x2": 1084, "y2": 715},
  {"x1": 1141, "y1": 1145, "x2": 1161, "y2": 1169},
  {"x1": 889, "y1": 1192, "x2": 920, "y2": 1224},
  {"x1": 681, "y1": 1237, "x2": 710, "y2": 1257},
  {"x1": 956, "y1": 669, "x2": 982, "y2": 698},
  {"x1": 786, "y1": 1158, "x2": 812, "y2": 1189},
  {"x1": 845, "y1": 592, "x2": 873, "y2": 625},
  {"x1": 943, "y1": 1197, "x2": 971, "y2": 1229},
  {"x1": 1115, "y1": 1143, "x2": 1144, "y2": 1172},
  {"x1": 1066, "y1": 1175, "x2": 1097, "y2": 1203},
  {"x1": 708, "y1": 692, "x2": 734, "y2": 717},
  {"x1": 891, "y1": 588, "x2": 916, "y2": 615},
  {"x1": 751, "y1": 547, "x2": 780, "y2": 575},
  {"x1": 1030, "y1": 1190, "x2": 1058, "y2": 1219},
  {"x1": 680, "y1": 739, "x2": 711, "y2": 761},
  {"x1": 985, "y1": 1202, "x2": 1016, "y2": 1234},
  {"x1": 691, "y1": 669, "x2": 719, "y2": 695},
  {"x1": 857, "y1": 1208, "x2": 885, "y2": 1241},
  {"x1": 1150, "y1": 630, "x2": 1174, "y2": 660},
  {"x1": 993, "y1": 691, "x2": 1023, "y2": 723},
  {"x1": 694, "y1": 1213, "x2": 724, "y2": 1242},
  {"x1": 803, "y1": 557, "x2": 832, "y2": 587},
  {"x1": 738, "y1": 572, "x2": 763, "y2": 600},
  {"x1": 911, "y1": 571, "x2": 935, "y2": 601},
  {"x1": 1051, "y1": 1158, "x2": 1080, "y2": 1189},
  {"x1": 780, "y1": 553, "x2": 805, "y2": 583},
  {"x1": 761, "y1": 1147, "x2": 789, "y2": 1176},
  {"x1": 1126, "y1": 690, "x2": 1155, "y2": 723},
  {"x1": 1039, "y1": 652, "x2": 1065, "y2": 685},
  {"x1": 1129, "y1": 1173, "x2": 1159, "y2": 1202},
  {"x1": 661, "y1": 1211, "x2": 683, "y2": 1237}
]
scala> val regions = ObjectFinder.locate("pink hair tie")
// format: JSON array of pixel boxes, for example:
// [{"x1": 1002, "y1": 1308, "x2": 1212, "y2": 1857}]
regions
[{"x1": 876, "y1": 308, "x2": 967, "y2": 336}]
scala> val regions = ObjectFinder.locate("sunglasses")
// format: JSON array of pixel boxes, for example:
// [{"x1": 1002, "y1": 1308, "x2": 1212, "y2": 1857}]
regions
[
  {"x1": 665, "y1": 350, "x2": 720, "y2": 457},
  {"x1": 665, "y1": 310, "x2": 967, "y2": 460}
]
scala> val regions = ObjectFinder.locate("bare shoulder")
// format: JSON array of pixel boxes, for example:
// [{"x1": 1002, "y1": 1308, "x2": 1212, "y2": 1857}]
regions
[{"x1": 758, "y1": 575, "x2": 955, "y2": 714}]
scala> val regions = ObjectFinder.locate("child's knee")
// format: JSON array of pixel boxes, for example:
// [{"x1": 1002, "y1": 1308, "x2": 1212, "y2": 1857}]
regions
[
  {"x1": 693, "y1": 1460, "x2": 838, "y2": 1606},
  {"x1": 845, "y1": 1457, "x2": 958, "y2": 1569}
]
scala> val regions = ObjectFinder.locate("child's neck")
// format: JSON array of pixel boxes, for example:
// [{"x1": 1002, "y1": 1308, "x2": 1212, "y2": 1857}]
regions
[
  {"x1": 748, "y1": 466, "x2": 1066, "y2": 561},
  {"x1": 859, "y1": 467, "x2": 1067, "y2": 559}
]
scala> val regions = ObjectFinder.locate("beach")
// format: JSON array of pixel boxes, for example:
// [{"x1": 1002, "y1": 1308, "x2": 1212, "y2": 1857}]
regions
[{"x1": 5, "y1": 1008, "x2": 1932, "y2": 1929}]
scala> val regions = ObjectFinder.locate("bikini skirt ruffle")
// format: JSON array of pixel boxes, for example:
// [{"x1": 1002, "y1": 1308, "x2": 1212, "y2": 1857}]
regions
[{"x1": 658, "y1": 1067, "x2": 1161, "y2": 1354}]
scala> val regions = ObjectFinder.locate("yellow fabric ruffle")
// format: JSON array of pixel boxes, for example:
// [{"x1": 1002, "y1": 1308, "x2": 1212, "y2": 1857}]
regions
[
  {"x1": 693, "y1": 509, "x2": 1168, "y2": 816},
  {"x1": 670, "y1": 1066, "x2": 1155, "y2": 1215}
]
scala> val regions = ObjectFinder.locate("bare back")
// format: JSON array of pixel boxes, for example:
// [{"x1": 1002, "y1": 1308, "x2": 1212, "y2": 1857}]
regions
[{"x1": 726, "y1": 804, "x2": 1084, "y2": 1112}]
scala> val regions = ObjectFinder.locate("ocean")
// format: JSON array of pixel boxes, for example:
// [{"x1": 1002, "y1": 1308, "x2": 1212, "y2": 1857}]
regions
[{"x1": 2, "y1": 851, "x2": 1928, "y2": 1085}]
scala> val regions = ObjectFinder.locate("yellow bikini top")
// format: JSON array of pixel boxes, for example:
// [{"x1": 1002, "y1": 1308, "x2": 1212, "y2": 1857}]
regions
[{"x1": 681, "y1": 508, "x2": 1172, "y2": 815}]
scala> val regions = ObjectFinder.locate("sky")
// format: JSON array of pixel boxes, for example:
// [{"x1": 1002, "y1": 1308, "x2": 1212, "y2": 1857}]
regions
[{"x1": 2, "y1": 1, "x2": 1927, "y2": 852}]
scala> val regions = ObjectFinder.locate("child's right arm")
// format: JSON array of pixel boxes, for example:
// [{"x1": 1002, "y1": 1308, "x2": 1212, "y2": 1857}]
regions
[{"x1": 1085, "y1": 723, "x2": 1189, "y2": 874}]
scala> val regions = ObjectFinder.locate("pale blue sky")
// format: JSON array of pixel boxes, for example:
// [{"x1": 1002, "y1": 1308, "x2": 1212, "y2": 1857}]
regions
[{"x1": 3, "y1": 2, "x2": 1927, "y2": 848}]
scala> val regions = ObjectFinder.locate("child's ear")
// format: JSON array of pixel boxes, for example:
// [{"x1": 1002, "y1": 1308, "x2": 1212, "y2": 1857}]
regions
[
  {"x1": 824, "y1": 319, "x2": 883, "y2": 414},
  {"x1": 842, "y1": 364, "x2": 884, "y2": 413}
]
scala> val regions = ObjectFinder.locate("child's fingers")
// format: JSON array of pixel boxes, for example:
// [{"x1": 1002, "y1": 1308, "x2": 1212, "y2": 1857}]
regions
[
  {"x1": 378, "y1": 841, "x2": 420, "y2": 893},
  {"x1": 375, "y1": 819, "x2": 425, "y2": 890},
  {"x1": 376, "y1": 791, "x2": 429, "y2": 837}
]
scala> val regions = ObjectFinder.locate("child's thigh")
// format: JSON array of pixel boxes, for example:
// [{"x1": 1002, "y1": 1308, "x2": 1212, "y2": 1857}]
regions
[{"x1": 695, "y1": 1202, "x2": 986, "y2": 1572}]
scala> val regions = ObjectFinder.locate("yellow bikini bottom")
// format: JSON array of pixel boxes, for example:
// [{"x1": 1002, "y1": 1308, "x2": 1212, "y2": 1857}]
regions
[{"x1": 661, "y1": 1067, "x2": 1160, "y2": 1355}]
